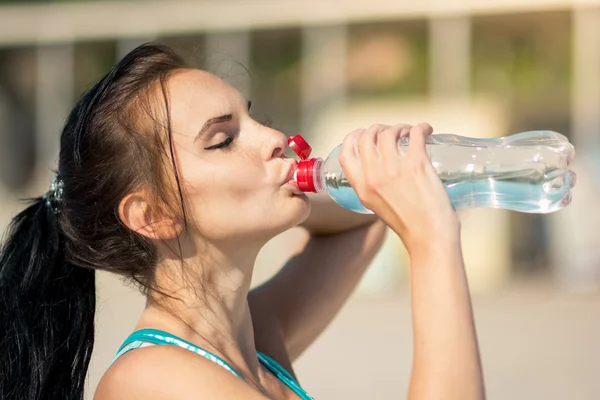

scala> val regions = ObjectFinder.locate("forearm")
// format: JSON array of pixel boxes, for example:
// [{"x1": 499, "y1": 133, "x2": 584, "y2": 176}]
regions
[
  {"x1": 269, "y1": 220, "x2": 387, "y2": 359},
  {"x1": 300, "y1": 192, "x2": 379, "y2": 236},
  {"x1": 408, "y1": 243, "x2": 485, "y2": 400}
]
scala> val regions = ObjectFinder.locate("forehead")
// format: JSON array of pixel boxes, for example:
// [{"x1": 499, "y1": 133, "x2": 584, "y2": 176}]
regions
[{"x1": 167, "y1": 69, "x2": 244, "y2": 122}]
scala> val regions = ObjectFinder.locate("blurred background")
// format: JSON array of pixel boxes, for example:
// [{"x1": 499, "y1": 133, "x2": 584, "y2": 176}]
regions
[{"x1": 1, "y1": 0, "x2": 599, "y2": 399}]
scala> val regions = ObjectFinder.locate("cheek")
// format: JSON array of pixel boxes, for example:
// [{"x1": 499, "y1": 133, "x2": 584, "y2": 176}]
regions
[
  {"x1": 182, "y1": 162, "x2": 269, "y2": 220},
  {"x1": 175, "y1": 150, "x2": 298, "y2": 239},
  {"x1": 185, "y1": 188, "x2": 276, "y2": 241}
]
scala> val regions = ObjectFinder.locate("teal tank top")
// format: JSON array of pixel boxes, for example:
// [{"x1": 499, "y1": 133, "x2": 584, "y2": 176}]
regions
[{"x1": 113, "y1": 328, "x2": 314, "y2": 400}]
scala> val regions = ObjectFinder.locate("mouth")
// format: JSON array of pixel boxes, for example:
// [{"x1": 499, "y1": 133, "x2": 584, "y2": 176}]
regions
[
  {"x1": 282, "y1": 162, "x2": 303, "y2": 194},
  {"x1": 282, "y1": 162, "x2": 297, "y2": 185}
]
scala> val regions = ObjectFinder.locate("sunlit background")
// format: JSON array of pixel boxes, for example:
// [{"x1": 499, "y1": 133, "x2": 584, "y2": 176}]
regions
[{"x1": 1, "y1": 0, "x2": 599, "y2": 399}]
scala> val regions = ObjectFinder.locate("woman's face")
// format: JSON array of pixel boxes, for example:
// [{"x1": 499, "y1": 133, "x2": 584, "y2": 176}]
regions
[{"x1": 166, "y1": 69, "x2": 310, "y2": 243}]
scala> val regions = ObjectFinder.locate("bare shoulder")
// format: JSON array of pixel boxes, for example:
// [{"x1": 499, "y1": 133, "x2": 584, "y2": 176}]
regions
[{"x1": 94, "y1": 345, "x2": 269, "y2": 400}]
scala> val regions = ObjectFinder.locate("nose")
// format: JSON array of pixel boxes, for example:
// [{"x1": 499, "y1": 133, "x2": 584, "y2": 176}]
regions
[{"x1": 265, "y1": 127, "x2": 288, "y2": 160}]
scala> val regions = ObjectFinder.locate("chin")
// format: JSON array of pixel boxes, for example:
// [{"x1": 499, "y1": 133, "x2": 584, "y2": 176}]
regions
[
  {"x1": 291, "y1": 193, "x2": 311, "y2": 221},
  {"x1": 273, "y1": 195, "x2": 311, "y2": 233}
]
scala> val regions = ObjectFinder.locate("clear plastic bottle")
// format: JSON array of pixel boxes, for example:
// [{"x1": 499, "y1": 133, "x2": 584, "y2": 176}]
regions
[{"x1": 289, "y1": 131, "x2": 576, "y2": 214}]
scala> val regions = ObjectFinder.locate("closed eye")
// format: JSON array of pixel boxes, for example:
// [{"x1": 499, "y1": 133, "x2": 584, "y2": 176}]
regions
[{"x1": 204, "y1": 136, "x2": 234, "y2": 150}]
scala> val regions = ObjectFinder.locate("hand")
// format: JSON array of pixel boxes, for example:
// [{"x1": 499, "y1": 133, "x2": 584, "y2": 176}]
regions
[{"x1": 338, "y1": 123, "x2": 460, "y2": 257}]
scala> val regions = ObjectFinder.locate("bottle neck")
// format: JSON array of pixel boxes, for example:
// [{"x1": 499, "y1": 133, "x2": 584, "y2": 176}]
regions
[{"x1": 312, "y1": 158, "x2": 324, "y2": 192}]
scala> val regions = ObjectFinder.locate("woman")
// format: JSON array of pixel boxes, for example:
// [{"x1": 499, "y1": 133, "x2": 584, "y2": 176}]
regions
[{"x1": 0, "y1": 44, "x2": 484, "y2": 400}]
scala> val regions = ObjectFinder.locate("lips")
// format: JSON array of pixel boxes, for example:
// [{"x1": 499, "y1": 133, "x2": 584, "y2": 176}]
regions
[
  {"x1": 282, "y1": 161, "x2": 297, "y2": 186},
  {"x1": 281, "y1": 163, "x2": 296, "y2": 185}
]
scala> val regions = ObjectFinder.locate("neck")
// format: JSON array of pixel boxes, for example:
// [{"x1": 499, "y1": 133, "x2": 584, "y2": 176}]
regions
[{"x1": 140, "y1": 238, "x2": 263, "y2": 376}]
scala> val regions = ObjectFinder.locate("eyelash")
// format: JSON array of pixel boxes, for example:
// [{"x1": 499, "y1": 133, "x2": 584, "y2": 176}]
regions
[{"x1": 204, "y1": 136, "x2": 234, "y2": 150}]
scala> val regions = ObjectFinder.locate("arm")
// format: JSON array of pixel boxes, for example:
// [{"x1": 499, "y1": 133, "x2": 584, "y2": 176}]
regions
[
  {"x1": 297, "y1": 190, "x2": 379, "y2": 235},
  {"x1": 250, "y1": 192, "x2": 386, "y2": 361},
  {"x1": 408, "y1": 241, "x2": 484, "y2": 399},
  {"x1": 338, "y1": 123, "x2": 485, "y2": 399}
]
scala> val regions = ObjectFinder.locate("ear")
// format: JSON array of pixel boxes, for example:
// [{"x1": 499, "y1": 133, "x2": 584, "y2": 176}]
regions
[{"x1": 118, "y1": 190, "x2": 183, "y2": 240}]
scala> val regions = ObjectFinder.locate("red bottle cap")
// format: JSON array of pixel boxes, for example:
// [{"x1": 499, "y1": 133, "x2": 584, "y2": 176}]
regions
[
  {"x1": 288, "y1": 135, "x2": 312, "y2": 160},
  {"x1": 295, "y1": 158, "x2": 319, "y2": 193}
]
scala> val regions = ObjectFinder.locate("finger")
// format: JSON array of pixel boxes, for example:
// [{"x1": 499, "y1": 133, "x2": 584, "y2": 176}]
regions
[
  {"x1": 410, "y1": 123, "x2": 433, "y2": 158},
  {"x1": 341, "y1": 127, "x2": 364, "y2": 158},
  {"x1": 416, "y1": 122, "x2": 434, "y2": 136},
  {"x1": 358, "y1": 124, "x2": 388, "y2": 164},
  {"x1": 339, "y1": 128, "x2": 365, "y2": 183},
  {"x1": 407, "y1": 125, "x2": 428, "y2": 158},
  {"x1": 380, "y1": 124, "x2": 411, "y2": 159}
]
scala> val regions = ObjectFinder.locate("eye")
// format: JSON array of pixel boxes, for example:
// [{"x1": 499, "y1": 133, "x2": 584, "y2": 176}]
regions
[{"x1": 204, "y1": 136, "x2": 234, "y2": 150}]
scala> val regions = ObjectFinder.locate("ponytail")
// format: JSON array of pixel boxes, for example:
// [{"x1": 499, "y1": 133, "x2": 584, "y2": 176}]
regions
[{"x1": 0, "y1": 198, "x2": 95, "y2": 400}]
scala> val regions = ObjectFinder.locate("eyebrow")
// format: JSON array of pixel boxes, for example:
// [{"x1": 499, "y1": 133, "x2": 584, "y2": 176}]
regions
[
  {"x1": 194, "y1": 100, "x2": 252, "y2": 142},
  {"x1": 195, "y1": 114, "x2": 233, "y2": 142}
]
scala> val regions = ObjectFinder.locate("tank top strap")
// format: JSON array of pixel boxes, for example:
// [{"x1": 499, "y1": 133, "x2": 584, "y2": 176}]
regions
[
  {"x1": 113, "y1": 328, "x2": 314, "y2": 399},
  {"x1": 113, "y1": 328, "x2": 242, "y2": 379},
  {"x1": 257, "y1": 351, "x2": 315, "y2": 400}
]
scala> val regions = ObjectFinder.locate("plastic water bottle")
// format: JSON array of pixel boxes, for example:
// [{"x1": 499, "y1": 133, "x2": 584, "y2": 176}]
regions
[{"x1": 288, "y1": 131, "x2": 576, "y2": 214}]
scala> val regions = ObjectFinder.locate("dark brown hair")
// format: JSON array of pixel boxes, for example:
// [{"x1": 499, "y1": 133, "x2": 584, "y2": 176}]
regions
[{"x1": 0, "y1": 43, "x2": 187, "y2": 400}]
